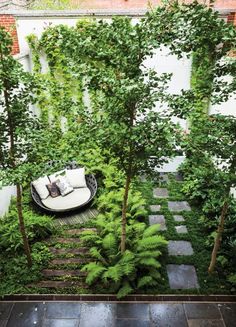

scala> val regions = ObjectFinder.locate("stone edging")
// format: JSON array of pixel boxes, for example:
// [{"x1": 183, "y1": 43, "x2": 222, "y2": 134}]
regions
[
  {"x1": 0, "y1": 9, "x2": 147, "y2": 17},
  {"x1": 0, "y1": 8, "x2": 232, "y2": 18},
  {"x1": 1, "y1": 294, "x2": 236, "y2": 302}
]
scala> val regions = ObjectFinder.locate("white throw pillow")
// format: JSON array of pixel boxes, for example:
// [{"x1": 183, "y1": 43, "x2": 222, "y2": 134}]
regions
[
  {"x1": 66, "y1": 168, "x2": 87, "y2": 188},
  {"x1": 32, "y1": 175, "x2": 50, "y2": 200},
  {"x1": 55, "y1": 176, "x2": 74, "y2": 197},
  {"x1": 49, "y1": 170, "x2": 66, "y2": 183}
]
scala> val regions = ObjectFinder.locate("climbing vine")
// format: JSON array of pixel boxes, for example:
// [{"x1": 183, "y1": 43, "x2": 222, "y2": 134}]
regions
[{"x1": 27, "y1": 25, "x2": 84, "y2": 127}]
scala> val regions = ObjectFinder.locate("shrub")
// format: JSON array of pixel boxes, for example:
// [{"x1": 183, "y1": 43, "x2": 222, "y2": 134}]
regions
[
  {"x1": 0, "y1": 198, "x2": 54, "y2": 252},
  {"x1": 0, "y1": 242, "x2": 52, "y2": 296}
]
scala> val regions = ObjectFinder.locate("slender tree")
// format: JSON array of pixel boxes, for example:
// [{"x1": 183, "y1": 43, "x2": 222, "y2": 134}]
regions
[
  {"x1": 0, "y1": 28, "x2": 39, "y2": 267},
  {"x1": 73, "y1": 18, "x2": 177, "y2": 253},
  {"x1": 204, "y1": 116, "x2": 236, "y2": 273}
]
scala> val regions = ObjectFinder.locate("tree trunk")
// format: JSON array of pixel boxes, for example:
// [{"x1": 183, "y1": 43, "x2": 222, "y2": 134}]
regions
[
  {"x1": 16, "y1": 184, "x2": 32, "y2": 268},
  {"x1": 208, "y1": 199, "x2": 229, "y2": 274},
  {"x1": 121, "y1": 173, "x2": 132, "y2": 253}
]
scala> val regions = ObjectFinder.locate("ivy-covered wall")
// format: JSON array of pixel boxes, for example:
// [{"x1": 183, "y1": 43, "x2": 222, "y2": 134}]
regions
[{"x1": 13, "y1": 12, "x2": 236, "y2": 118}]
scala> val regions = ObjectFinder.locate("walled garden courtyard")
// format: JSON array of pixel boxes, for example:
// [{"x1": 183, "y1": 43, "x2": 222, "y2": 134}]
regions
[{"x1": 0, "y1": 3, "x2": 236, "y2": 324}]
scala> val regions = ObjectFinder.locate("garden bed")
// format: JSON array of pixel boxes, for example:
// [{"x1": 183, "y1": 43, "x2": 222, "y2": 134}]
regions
[{"x1": 0, "y1": 174, "x2": 235, "y2": 297}]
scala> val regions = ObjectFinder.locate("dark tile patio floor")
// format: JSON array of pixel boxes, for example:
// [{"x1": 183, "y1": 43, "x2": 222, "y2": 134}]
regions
[{"x1": 0, "y1": 302, "x2": 235, "y2": 327}]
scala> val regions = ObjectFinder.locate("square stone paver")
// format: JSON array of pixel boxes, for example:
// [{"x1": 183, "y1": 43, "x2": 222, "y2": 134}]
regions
[
  {"x1": 167, "y1": 264, "x2": 199, "y2": 289},
  {"x1": 173, "y1": 215, "x2": 185, "y2": 222},
  {"x1": 148, "y1": 215, "x2": 167, "y2": 231},
  {"x1": 159, "y1": 173, "x2": 169, "y2": 183},
  {"x1": 175, "y1": 172, "x2": 184, "y2": 181},
  {"x1": 184, "y1": 303, "x2": 221, "y2": 319},
  {"x1": 150, "y1": 304, "x2": 188, "y2": 327},
  {"x1": 175, "y1": 225, "x2": 188, "y2": 234},
  {"x1": 153, "y1": 188, "x2": 169, "y2": 198},
  {"x1": 116, "y1": 320, "x2": 150, "y2": 327},
  {"x1": 150, "y1": 205, "x2": 161, "y2": 212},
  {"x1": 187, "y1": 319, "x2": 224, "y2": 327},
  {"x1": 168, "y1": 201, "x2": 191, "y2": 212},
  {"x1": 45, "y1": 303, "x2": 81, "y2": 319},
  {"x1": 43, "y1": 319, "x2": 78, "y2": 327},
  {"x1": 6, "y1": 303, "x2": 45, "y2": 327},
  {"x1": 168, "y1": 241, "x2": 193, "y2": 256},
  {"x1": 79, "y1": 303, "x2": 115, "y2": 327},
  {"x1": 116, "y1": 304, "x2": 149, "y2": 319},
  {"x1": 0, "y1": 303, "x2": 13, "y2": 320},
  {"x1": 219, "y1": 303, "x2": 236, "y2": 327}
]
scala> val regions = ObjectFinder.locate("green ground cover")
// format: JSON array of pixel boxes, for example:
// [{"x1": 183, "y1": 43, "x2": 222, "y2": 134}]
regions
[{"x1": 0, "y1": 174, "x2": 235, "y2": 297}]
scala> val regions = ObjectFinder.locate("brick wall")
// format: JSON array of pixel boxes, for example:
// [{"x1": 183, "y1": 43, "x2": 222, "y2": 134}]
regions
[
  {"x1": 214, "y1": 0, "x2": 236, "y2": 9},
  {"x1": 227, "y1": 11, "x2": 236, "y2": 25},
  {"x1": 227, "y1": 11, "x2": 236, "y2": 56},
  {"x1": 0, "y1": 14, "x2": 20, "y2": 55}
]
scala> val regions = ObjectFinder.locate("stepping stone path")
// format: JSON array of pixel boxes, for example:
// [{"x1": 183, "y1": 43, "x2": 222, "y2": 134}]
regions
[
  {"x1": 175, "y1": 225, "x2": 188, "y2": 234},
  {"x1": 174, "y1": 172, "x2": 184, "y2": 181},
  {"x1": 159, "y1": 172, "x2": 169, "y2": 183},
  {"x1": 153, "y1": 188, "x2": 169, "y2": 198},
  {"x1": 168, "y1": 241, "x2": 193, "y2": 256},
  {"x1": 168, "y1": 201, "x2": 191, "y2": 212},
  {"x1": 42, "y1": 269, "x2": 86, "y2": 277},
  {"x1": 148, "y1": 215, "x2": 167, "y2": 231},
  {"x1": 28, "y1": 228, "x2": 96, "y2": 290},
  {"x1": 49, "y1": 247, "x2": 88, "y2": 255},
  {"x1": 50, "y1": 258, "x2": 87, "y2": 265},
  {"x1": 150, "y1": 179, "x2": 199, "y2": 290},
  {"x1": 173, "y1": 215, "x2": 185, "y2": 222},
  {"x1": 150, "y1": 204, "x2": 161, "y2": 212},
  {"x1": 167, "y1": 264, "x2": 199, "y2": 289},
  {"x1": 30, "y1": 281, "x2": 86, "y2": 289},
  {"x1": 50, "y1": 237, "x2": 82, "y2": 244}
]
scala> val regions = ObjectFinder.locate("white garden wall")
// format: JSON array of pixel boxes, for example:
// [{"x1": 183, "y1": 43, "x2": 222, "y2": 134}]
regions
[
  {"x1": 0, "y1": 185, "x2": 16, "y2": 217},
  {"x1": 16, "y1": 15, "x2": 191, "y2": 131}
]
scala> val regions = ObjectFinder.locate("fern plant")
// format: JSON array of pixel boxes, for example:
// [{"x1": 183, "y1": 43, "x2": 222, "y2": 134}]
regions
[{"x1": 81, "y1": 190, "x2": 167, "y2": 299}]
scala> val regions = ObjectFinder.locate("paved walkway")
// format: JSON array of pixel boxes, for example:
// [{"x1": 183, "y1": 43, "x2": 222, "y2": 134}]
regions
[
  {"x1": 0, "y1": 301, "x2": 235, "y2": 326},
  {"x1": 150, "y1": 184, "x2": 199, "y2": 290},
  {"x1": 28, "y1": 228, "x2": 95, "y2": 290}
]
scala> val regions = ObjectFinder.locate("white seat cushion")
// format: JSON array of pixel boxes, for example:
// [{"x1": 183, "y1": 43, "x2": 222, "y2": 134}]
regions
[
  {"x1": 49, "y1": 170, "x2": 66, "y2": 183},
  {"x1": 66, "y1": 168, "x2": 87, "y2": 188},
  {"x1": 55, "y1": 176, "x2": 74, "y2": 196},
  {"x1": 42, "y1": 187, "x2": 91, "y2": 211},
  {"x1": 32, "y1": 175, "x2": 50, "y2": 200}
]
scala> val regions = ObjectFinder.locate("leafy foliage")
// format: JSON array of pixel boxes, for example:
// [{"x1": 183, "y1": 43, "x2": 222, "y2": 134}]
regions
[
  {"x1": 0, "y1": 198, "x2": 54, "y2": 252},
  {"x1": 0, "y1": 242, "x2": 52, "y2": 296},
  {"x1": 80, "y1": 189, "x2": 167, "y2": 298}
]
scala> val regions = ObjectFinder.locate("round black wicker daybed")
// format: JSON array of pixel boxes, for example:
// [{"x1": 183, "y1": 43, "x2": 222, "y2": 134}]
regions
[{"x1": 31, "y1": 161, "x2": 97, "y2": 214}]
